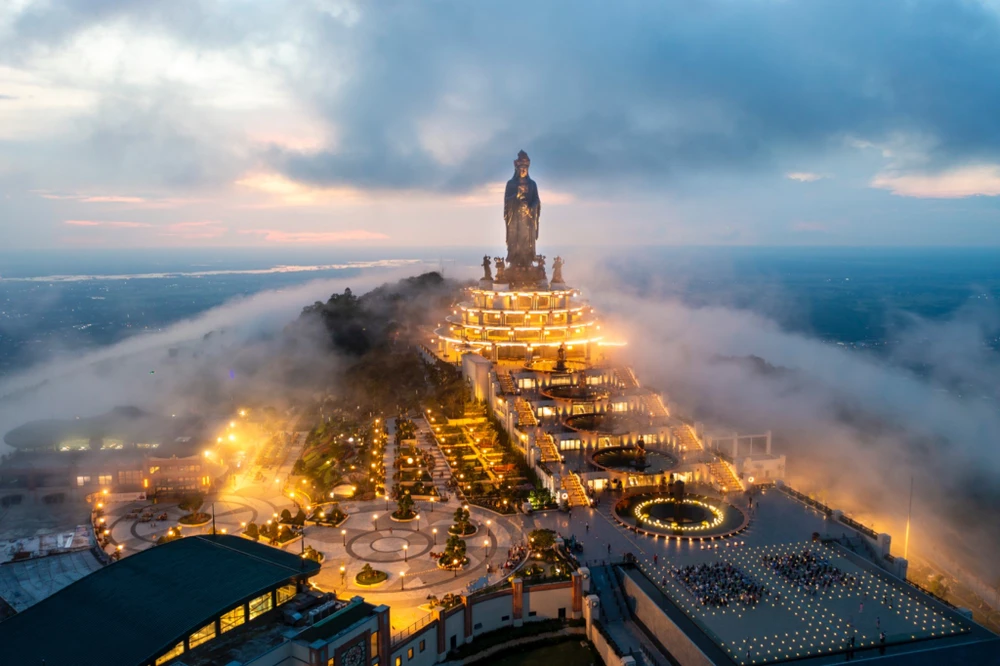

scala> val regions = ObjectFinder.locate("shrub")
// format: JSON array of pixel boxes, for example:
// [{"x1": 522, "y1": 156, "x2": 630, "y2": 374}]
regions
[
  {"x1": 178, "y1": 494, "x2": 204, "y2": 512},
  {"x1": 529, "y1": 529, "x2": 556, "y2": 550}
]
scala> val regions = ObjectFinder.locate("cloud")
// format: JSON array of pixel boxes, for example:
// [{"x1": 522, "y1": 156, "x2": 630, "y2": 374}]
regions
[
  {"x1": 0, "y1": 269, "x2": 403, "y2": 437},
  {"x1": 455, "y1": 181, "x2": 576, "y2": 206},
  {"x1": 871, "y1": 164, "x2": 1000, "y2": 198},
  {"x1": 64, "y1": 219, "x2": 152, "y2": 228},
  {"x1": 786, "y1": 172, "x2": 824, "y2": 182},
  {"x1": 589, "y1": 283, "x2": 1000, "y2": 578},
  {"x1": 239, "y1": 229, "x2": 389, "y2": 243},
  {"x1": 5, "y1": 1, "x2": 1000, "y2": 197},
  {"x1": 235, "y1": 172, "x2": 368, "y2": 207}
]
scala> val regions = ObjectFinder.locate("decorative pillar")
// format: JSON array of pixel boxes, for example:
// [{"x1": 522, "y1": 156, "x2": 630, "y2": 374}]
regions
[
  {"x1": 512, "y1": 578, "x2": 524, "y2": 627},
  {"x1": 583, "y1": 594, "x2": 600, "y2": 641},
  {"x1": 461, "y1": 595, "x2": 473, "y2": 643},
  {"x1": 571, "y1": 571, "x2": 583, "y2": 618},
  {"x1": 377, "y1": 605, "x2": 391, "y2": 664},
  {"x1": 431, "y1": 605, "x2": 446, "y2": 657}
]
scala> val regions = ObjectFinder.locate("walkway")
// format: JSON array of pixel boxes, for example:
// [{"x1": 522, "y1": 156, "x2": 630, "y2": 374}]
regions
[{"x1": 415, "y1": 417, "x2": 453, "y2": 499}]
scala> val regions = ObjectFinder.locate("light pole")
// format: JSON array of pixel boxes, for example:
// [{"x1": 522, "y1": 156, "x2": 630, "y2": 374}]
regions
[
  {"x1": 486, "y1": 520, "x2": 491, "y2": 538},
  {"x1": 403, "y1": 544, "x2": 408, "y2": 562},
  {"x1": 432, "y1": 528, "x2": 438, "y2": 545},
  {"x1": 340, "y1": 565, "x2": 346, "y2": 586},
  {"x1": 415, "y1": 514, "x2": 421, "y2": 532},
  {"x1": 372, "y1": 514, "x2": 378, "y2": 532},
  {"x1": 453, "y1": 558, "x2": 459, "y2": 578},
  {"x1": 342, "y1": 529, "x2": 347, "y2": 546},
  {"x1": 483, "y1": 539, "x2": 489, "y2": 559},
  {"x1": 400, "y1": 571, "x2": 406, "y2": 590}
]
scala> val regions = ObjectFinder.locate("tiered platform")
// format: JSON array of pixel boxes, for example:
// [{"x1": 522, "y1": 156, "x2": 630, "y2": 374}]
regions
[{"x1": 434, "y1": 284, "x2": 603, "y2": 363}]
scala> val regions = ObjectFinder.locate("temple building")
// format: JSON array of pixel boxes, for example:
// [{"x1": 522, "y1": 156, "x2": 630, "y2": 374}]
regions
[{"x1": 427, "y1": 152, "x2": 784, "y2": 506}]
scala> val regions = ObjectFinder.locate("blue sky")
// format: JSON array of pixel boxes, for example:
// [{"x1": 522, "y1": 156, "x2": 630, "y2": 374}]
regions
[{"x1": 2, "y1": 0, "x2": 1000, "y2": 249}]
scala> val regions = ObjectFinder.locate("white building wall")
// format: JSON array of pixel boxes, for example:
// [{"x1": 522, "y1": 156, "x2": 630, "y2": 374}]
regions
[
  {"x1": 443, "y1": 610, "x2": 465, "y2": 652},
  {"x1": 390, "y1": 625, "x2": 437, "y2": 666},
  {"x1": 471, "y1": 595, "x2": 514, "y2": 635},
  {"x1": 522, "y1": 586, "x2": 573, "y2": 621}
]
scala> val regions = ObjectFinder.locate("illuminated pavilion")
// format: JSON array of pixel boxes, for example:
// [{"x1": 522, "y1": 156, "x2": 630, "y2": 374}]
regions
[{"x1": 434, "y1": 273, "x2": 605, "y2": 365}]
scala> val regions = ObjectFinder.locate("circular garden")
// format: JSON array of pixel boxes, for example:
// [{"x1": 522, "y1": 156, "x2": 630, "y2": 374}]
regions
[{"x1": 591, "y1": 446, "x2": 678, "y2": 474}]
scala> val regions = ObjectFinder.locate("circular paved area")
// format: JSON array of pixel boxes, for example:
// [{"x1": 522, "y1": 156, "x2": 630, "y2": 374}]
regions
[{"x1": 348, "y1": 531, "x2": 434, "y2": 563}]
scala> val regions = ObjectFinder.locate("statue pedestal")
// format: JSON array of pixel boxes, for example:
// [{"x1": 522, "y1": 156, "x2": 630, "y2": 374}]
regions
[
  {"x1": 550, "y1": 281, "x2": 568, "y2": 290},
  {"x1": 478, "y1": 279, "x2": 494, "y2": 290},
  {"x1": 492, "y1": 280, "x2": 509, "y2": 292},
  {"x1": 505, "y1": 265, "x2": 546, "y2": 289}
]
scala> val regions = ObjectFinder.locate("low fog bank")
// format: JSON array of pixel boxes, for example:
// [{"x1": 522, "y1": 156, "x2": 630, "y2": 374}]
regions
[
  {"x1": 0, "y1": 266, "x2": 430, "y2": 452},
  {"x1": 590, "y1": 284, "x2": 1000, "y2": 580}
]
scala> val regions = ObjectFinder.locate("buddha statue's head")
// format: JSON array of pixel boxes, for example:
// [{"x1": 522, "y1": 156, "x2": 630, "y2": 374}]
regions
[{"x1": 514, "y1": 150, "x2": 530, "y2": 178}]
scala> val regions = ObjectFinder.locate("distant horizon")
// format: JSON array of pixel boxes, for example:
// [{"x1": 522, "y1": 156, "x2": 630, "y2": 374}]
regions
[{"x1": 4, "y1": 3, "x2": 1000, "y2": 248}]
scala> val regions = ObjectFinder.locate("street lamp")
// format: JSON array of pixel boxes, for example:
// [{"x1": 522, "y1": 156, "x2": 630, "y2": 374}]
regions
[
  {"x1": 340, "y1": 565, "x2": 346, "y2": 585},
  {"x1": 400, "y1": 571, "x2": 406, "y2": 590},
  {"x1": 342, "y1": 529, "x2": 347, "y2": 545},
  {"x1": 403, "y1": 544, "x2": 408, "y2": 562},
  {"x1": 372, "y1": 514, "x2": 379, "y2": 532},
  {"x1": 415, "y1": 514, "x2": 421, "y2": 532},
  {"x1": 453, "y1": 558, "x2": 459, "y2": 577},
  {"x1": 432, "y1": 528, "x2": 438, "y2": 545},
  {"x1": 486, "y1": 519, "x2": 492, "y2": 538},
  {"x1": 483, "y1": 539, "x2": 489, "y2": 558}
]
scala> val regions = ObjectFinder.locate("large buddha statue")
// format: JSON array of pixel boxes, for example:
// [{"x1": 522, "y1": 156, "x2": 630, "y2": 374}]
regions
[{"x1": 503, "y1": 150, "x2": 541, "y2": 269}]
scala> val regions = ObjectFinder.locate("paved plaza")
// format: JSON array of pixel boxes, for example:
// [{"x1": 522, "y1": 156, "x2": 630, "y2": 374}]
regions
[
  {"x1": 102, "y1": 491, "x2": 528, "y2": 632},
  {"x1": 634, "y1": 540, "x2": 965, "y2": 664},
  {"x1": 100, "y1": 476, "x2": 988, "y2": 657}
]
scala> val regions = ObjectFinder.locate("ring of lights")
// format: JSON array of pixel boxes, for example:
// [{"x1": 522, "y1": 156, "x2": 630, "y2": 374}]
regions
[
  {"x1": 613, "y1": 492, "x2": 750, "y2": 541},
  {"x1": 634, "y1": 497, "x2": 723, "y2": 532}
]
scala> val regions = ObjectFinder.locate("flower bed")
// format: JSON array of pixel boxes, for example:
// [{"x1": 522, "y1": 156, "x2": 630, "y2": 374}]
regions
[
  {"x1": 356, "y1": 565, "x2": 388, "y2": 586},
  {"x1": 448, "y1": 523, "x2": 478, "y2": 536},
  {"x1": 178, "y1": 512, "x2": 212, "y2": 527}
]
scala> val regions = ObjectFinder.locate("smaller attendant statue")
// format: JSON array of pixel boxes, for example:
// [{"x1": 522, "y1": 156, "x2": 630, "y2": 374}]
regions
[
  {"x1": 556, "y1": 342, "x2": 567, "y2": 373},
  {"x1": 494, "y1": 257, "x2": 507, "y2": 282},
  {"x1": 482, "y1": 254, "x2": 493, "y2": 281},
  {"x1": 552, "y1": 256, "x2": 564, "y2": 283},
  {"x1": 534, "y1": 254, "x2": 546, "y2": 280}
]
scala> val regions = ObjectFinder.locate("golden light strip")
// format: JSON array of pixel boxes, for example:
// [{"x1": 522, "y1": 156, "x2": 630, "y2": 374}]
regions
[{"x1": 633, "y1": 497, "x2": 725, "y2": 532}]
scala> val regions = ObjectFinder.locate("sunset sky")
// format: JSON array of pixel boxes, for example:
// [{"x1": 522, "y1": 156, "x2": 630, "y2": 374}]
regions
[{"x1": 3, "y1": 0, "x2": 1000, "y2": 249}]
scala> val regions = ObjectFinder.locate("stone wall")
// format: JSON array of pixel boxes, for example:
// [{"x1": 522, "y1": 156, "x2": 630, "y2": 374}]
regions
[{"x1": 619, "y1": 570, "x2": 715, "y2": 666}]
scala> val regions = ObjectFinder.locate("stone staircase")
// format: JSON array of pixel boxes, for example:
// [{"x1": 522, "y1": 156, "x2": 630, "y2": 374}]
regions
[
  {"x1": 539, "y1": 433, "x2": 561, "y2": 463},
  {"x1": 514, "y1": 397, "x2": 537, "y2": 427},
  {"x1": 640, "y1": 391, "x2": 669, "y2": 418},
  {"x1": 709, "y1": 459, "x2": 744, "y2": 493},
  {"x1": 561, "y1": 471, "x2": 589, "y2": 507},
  {"x1": 672, "y1": 424, "x2": 703, "y2": 452},
  {"x1": 614, "y1": 366, "x2": 640, "y2": 389},
  {"x1": 496, "y1": 371, "x2": 517, "y2": 395}
]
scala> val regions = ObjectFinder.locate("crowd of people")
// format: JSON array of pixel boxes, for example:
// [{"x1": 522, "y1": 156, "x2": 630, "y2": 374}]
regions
[
  {"x1": 501, "y1": 542, "x2": 528, "y2": 573},
  {"x1": 762, "y1": 549, "x2": 857, "y2": 593},
  {"x1": 672, "y1": 561, "x2": 770, "y2": 607}
]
